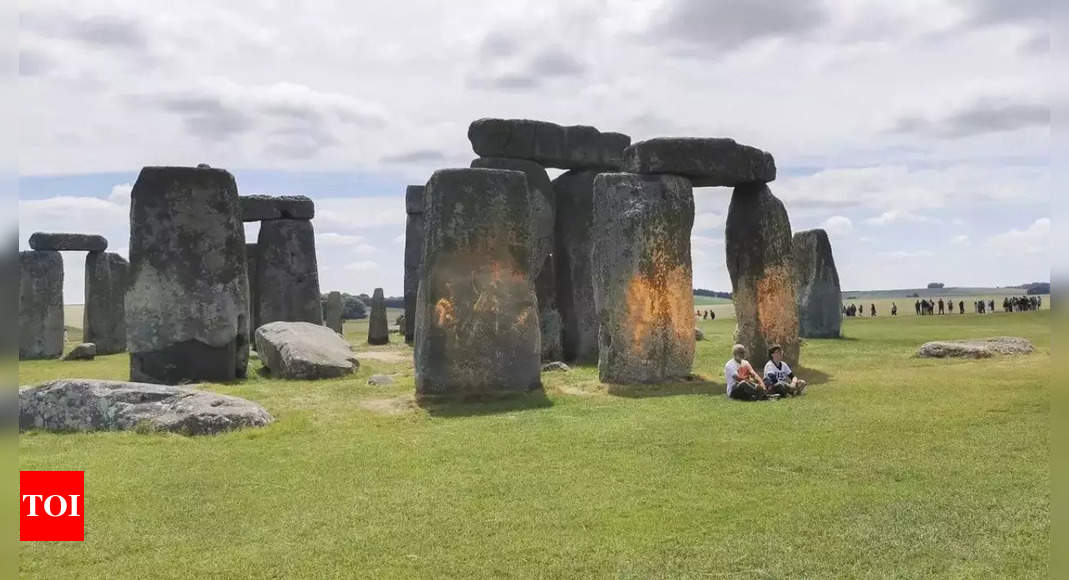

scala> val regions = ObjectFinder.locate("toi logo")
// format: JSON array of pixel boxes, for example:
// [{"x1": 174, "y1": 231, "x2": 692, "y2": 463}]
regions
[{"x1": 20, "y1": 471, "x2": 85, "y2": 541}]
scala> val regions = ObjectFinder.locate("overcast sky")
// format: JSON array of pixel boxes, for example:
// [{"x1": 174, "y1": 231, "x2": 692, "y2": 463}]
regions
[{"x1": 17, "y1": 0, "x2": 1050, "y2": 302}]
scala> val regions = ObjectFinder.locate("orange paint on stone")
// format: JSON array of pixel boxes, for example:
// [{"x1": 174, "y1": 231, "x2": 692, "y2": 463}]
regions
[
  {"x1": 756, "y1": 264, "x2": 798, "y2": 346},
  {"x1": 434, "y1": 298, "x2": 455, "y2": 327}
]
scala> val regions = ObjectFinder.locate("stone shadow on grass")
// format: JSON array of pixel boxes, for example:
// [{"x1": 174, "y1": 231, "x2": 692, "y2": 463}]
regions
[
  {"x1": 417, "y1": 389, "x2": 554, "y2": 418},
  {"x1": 606, "y1": 375, "x2": 722, "y2": 398}
]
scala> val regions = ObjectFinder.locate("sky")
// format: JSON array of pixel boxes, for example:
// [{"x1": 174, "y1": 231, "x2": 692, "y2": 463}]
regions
[{"x1": 16, "y1": 0, "x2": 1051, "y2": 303}]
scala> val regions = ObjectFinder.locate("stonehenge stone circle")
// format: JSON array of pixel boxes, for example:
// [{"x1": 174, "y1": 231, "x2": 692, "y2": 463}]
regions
[
  {"x1": 468, "y1": 118, "x2": 631, "y2": 170},
  {"x1": 84, "y1": 251, "x2": 129, "y2": 354},
  {"x1": 240, "y1": 194, "x2": 315, "y2": 221},
  {"x1": 18, "y1": 250, "x2": 64, "y2": 360},
  {"x1": 324, "y1": 291, "x2": 344, "y2": 334},
  {"x1": 725, "y1": 183, "x2": 800, "y2": 369},
  {"x1": 368, "y1": 288, "x2": 389, "y2": 345},
  {"x1": 622, "y1": 138, "x2": 776, "y2": 187},
  {"x1": 245, "y1": 243, "x2": 259, "y2": 331},
  {"x1": 29, "y1": 232, "x2": 108, "y2": 252},
  {"x1": 255, "y1": 321, "x2": 360, "y2": 379},
  {"x1": 414, "y1": 168, "x2": 541, "y2": 398},
  {"x1": 19, "y1": 379, "x2": 274, "y2": 435},
  {"x1": 471, "y1": 157, "x2": 561, "y2": 361},
  {"x1": 792, "y1": 229, "x2": 842, "y2": 339},
  {"x1": 126, "y1": 166, "x2": 250, "y2": 384},
  {"x1": 256, "y1": 218, "x2": 324, "y2": 326},
  {"x1": 403, "y1": 184, "x2": 425, "y2": 343},
  {"x1": 591, "y1": 173, "x2": 695, "y2": 383},
  {"x1": 553, "y1": 170, "x2": 601, "y2": 364}
]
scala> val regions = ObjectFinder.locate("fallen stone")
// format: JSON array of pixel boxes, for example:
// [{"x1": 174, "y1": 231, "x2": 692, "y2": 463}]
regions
[
  {"x1": 368, "y1": 374, "x2": 395, "y2": 385},
  {"x1": 917, "y1": 337, "x2": 1034, "y2": 358},
  {"x1": 471, "y1": 157, "x2": 561, "y2": 361},
  {"x1": 541, "y1": 361, "x2": 571, "y2": 372},
  {"x1": 415, "y1": 168, "x2": 541, "y2": 398},
  {"x1": 19, "y1": 379, "x2": 273, "y2": 435},
  {"x1": 404, "y1": 185, "x2": 426, "y2": 344},
  {"x1": 126, "y1": 165, "x2": 250, "y2": 384},
  {"x1": 368, "y1": 288, "x2": 389, "y2": 345},
  {"x1": 254, "y1": 321, "x2": 360, "y2": 380},
  {"x1": 792, "y1": 229, "x2": 842, "y2": 339},
  {"x1": 468, "y1": 118, "x2": 630, "y2": 170},
  {"x1": 621, "y1": 137, "x2": 776, "y2": 187},
  {"x1": 240, "y1": 194, "x2": 315, "y2": 221},
  {"x1": 18, "y1": 250, "x2": 64, "y2": 360},
  {"x1": 591, "y1": 173, "x2": 695, "y2": 383},
  {"x1": 256, "y1": 219, "x2": 324, "y2": 326},
  {"x1": 84, "y1": 252, "x2": 128, "y2": 354},
  {"x1": 695, "y1": 328, "x2": 705, "y2": 341},
  {"x1": 726, "y1": 183, "x2": 799, "y2": 368},
  {"x1": 553, "y1": 170, "x2": 600, "y2": 364},
  {"x1": 63, "y1": 343, "x2": 96, "y2": 360},
  {"x1": 28, "y1": 232, "x2": 108, "y2": 252},
  {"x1": 324, "y1": 291, "x2": 344, "y2": 334}
]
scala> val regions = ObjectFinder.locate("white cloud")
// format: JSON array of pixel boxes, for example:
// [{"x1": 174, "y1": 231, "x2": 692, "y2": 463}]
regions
[
  {"x1": 878, "y1": 249, "x2": 935, "y2": 258},
  {"x1": 352, "y1": 244, "x2": 378, "y2": 255},
  {"x1": 315, "y1": 232, "x2": 364, "y2": 247},
  {"x1": 987, "y1": 217, "x2": 1049, "y2": 255},
  {"x1": 344, "y1": 260, "x2": 378, "y2": 271},
  {"x1": 821, "y1": 215, "x2": 853, "y2": 235},
  {"x1": 950, "y1": 234, "x2": 970, "y2": 246},
  {"x1": 693, "y1": 212, "x2": 723, "y2": 231},
  {"x1": 864, "y1": 209, "x2": 940, "y2": 226}
]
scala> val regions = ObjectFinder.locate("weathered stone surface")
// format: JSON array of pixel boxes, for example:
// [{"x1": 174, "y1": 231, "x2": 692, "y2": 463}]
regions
[
  {"x1": 917, "y1": 337, "x2": 1034, "y2": 358},
  {"x1": 19, "y1": 379, "x2": 274, "y2": 435},
  {"x1": 240, "y1": 194, "x2": 315, "y2": 221},
  {"x1": 726, "y1": 183, "x2": 799, "y2": 369},
  {"x1": 28, "y1": 232, "x2": 108, "y2": 252},
  {"x1": 368, "y1": 374, "x2": 395, "y2": 385},
  {"x1": 63, "y1": 343, "x2": 96, "y2": 360},
  {"x1": 126, "y1": 166, "x2": 250, "y2": 384},
  {"x1": 84, "y1": 251, "x2": 128, "y2": 354},
  {"x1": 471, "y1": 157, "x2": 561, "y2": 361},
  {"x1": 245, "y1": 243, "x2": 259, "y2": 332},
  {"x1": 622, "y1": 137, "x2": 776, "y2": 187},
  {"x1": 18, "y1": 250, "x2": 64, "y2": 360},
  {"x1": 368, "y1": 288, "x2": 389, "y2": 345},
  {"x1": 324, "y1": 291, "x2": 343, "y2": 334},
  {"x1": 591, "y1": 173, "x2": 695, "y2": 383},
  {"x1": 256, "y1": 219, "x2": 323, "y2": 326},
  {"x1": 254, "y1": 321, "x2": 359, "y2": 379},
  {"x1": 542, "y1": 361, "x2": 571, "y2": 372},
  {"x1": 695, "y1": 328, "x2": 705, "y2": 341},
  {"x1": 553, "y1": 170, "x2": 600, "y2": 364},
  {"x1": 414, "y1": 168, "x2": 541, "y2": 398},
  {"x1": 792, "y1": 229, "x2": 842, "y2": 339},
  {"x1": 468, "y1": 118, "x2": 630, "y2": 170},
  {"x1": 404, "y1": 185, "x2": 426, "y2": 344}
]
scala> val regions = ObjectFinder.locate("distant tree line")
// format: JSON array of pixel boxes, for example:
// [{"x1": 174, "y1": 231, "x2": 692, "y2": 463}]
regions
[
  {"x1": 927, "y1": 282, "x2": 945, "y2": 289},
  {"x1": 694, "y1": 288, "x2": 732, "y2": 299},
  {"x1": 1023, "y1": 282, "x2": 1050, "y2": 295},
  {"x1": 319, "y1": 293, "x2": 367, "y2": 319}
]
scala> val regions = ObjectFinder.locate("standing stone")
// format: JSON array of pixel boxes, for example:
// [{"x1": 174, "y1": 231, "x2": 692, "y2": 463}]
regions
[
  {"x1": 245, "y1": 243, "x2": 259, "y2": 332},
  {"x1": 792, "y1": 229, "x2": 842, "y2": 339},
  {"x1": 591, "y1": 173, "x2": 695, "y2": 383},
  {"x1": 84, "y1": 252, "x2": 128, "y2": 354},
  {"x1": 553, "y1": 170, "x2": 600, "y2": 364},
  {"x1": 18, "y1": 250, "x2": 63, "y2": 360},
  {"x1": 403, "y1": 185, "x2": 425, "y2": 344},
  {"x1": 325, "y1": 291, "x2": 343, "y2": 334},
  {"x1": 471, "y1": 157, "x2": 561, "y2": 361},
  {"x1": 414, "y1": 168, "x2": 541, "y2": 398},
  {"x1": 257, "y1": 219, "x2": 323, "y2": 326},
  {"x1": 368, "y1": 288, "x2": 389, "y2": 345},
  {"x1": 725, "y1": 183, "x2": 800, "y2": 369},
  {"x1": 468, "y1": 118, "x2": 631, "y2": 170},
  {"x1": 126, "y1": 166, "x2": 250, "y2": 384}
]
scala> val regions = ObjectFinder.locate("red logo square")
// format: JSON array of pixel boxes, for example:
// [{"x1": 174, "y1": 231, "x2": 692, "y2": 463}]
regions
[{"x1": 20, "y1": 471, "x2": 84, "y2": 541}]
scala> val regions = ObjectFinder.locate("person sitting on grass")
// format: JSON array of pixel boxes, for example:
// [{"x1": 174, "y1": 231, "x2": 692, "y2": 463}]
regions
[
  {"x1": 725, "y1": 344, "x2": 766, "y2": 401},
  {"x1": 763, "y1": 345, "x2": 807, "y2": 397}
]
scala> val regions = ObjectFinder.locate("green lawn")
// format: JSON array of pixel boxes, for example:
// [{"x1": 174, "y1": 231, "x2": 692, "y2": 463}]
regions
[{"x1": 19, "y1": 310, "x2": 1049, "y2": 578}]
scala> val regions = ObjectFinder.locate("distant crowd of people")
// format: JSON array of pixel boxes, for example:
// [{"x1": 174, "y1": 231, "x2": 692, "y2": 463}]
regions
[
  {"x1": 842, "y1": 303, "x2": 877, "y2": 317},
  {"x1": 841, "y1": 296, "x2": 1044, "y2": 318},
  {"x1": 696, "y1": 310, "x2": 716, "y2": 320}
]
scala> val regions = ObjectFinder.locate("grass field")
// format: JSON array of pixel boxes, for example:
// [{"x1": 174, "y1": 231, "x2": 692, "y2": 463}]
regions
[{"x1": 19, "y1": 309, "x2": 1048, "y2": 578}]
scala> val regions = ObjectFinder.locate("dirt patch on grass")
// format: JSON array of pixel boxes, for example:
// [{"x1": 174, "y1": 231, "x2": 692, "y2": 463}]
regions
[
  {"x1": 356, "y1": 350, "x2": 411, "y2": 364},
  {"x1": 359, "y1": 395, "x2": 418, "y2": 415}
]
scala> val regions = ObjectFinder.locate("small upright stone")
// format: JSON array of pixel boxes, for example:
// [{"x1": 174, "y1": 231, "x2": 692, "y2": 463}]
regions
[
  {"x1": 257, "y1": 219, "x2": 323, "y2": 326},
  {"x1": 792, "y1": 229, "x2": 842, "y2": 338},
  {"x1": 18, "y1": 250, "x2": 64, "y2": 360},
  {"x1": 415, "y1": 168, "x2": 541, "y2": 398},
  {"x1": 28, "y1": 232, "x2": 108, "y2": 252},
  {"x1": 368, "y1": 288, "x2": 389, "y2": 345},
  {"x1": 245, "y1": 243, "x2": 259, "y2": 332},
  {"x1": 553, "y1": 170, "x2": 600, "y2": 364},
  {"x1": 726, "y1": 183, "x2": 800, "y2": 369},
  {"x1": 591, "y1": 173, "x2": 695, "y2": 383},
  {"x1": 403, "y1": 184, "x2": 425, "y2": 344},
  {"x1": 324, "y1": 291, "x2": 343, "y2": 334},
  {"x1": 126, "y1": 166, "x2": 250, "y2": 384},
  {"x1": 63, "y1": 343, "x2": 97, "y2": 361},
  {"x1": 468, "y1": 118, "x2": 630, "y2": 170},
  {"x1": 622, "y1": 137, "x2": 776, "y2": 187},
  {"x1": 84, "y1": 252, "x2": 128, "y2": 354}
]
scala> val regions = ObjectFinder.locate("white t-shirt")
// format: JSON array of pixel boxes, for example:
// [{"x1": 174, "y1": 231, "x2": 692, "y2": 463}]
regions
[
  {"x1": 763, "y1": 360, "x2": 793, "y2": 384},
  {"x1": 724, "y1": 359, "x2": 740, "y2": 396}
]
